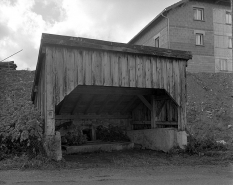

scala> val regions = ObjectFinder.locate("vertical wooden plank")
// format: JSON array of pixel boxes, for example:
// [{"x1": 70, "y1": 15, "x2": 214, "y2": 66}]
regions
[
  {"x1": 151, "y1": 57, "x2": 156, "y2": 88},
  {"x1": 45, "y1": 47, "x2": 55, "y2": 136},
  {"x1": 112, "y1": 53, "x2": 119, "y2": 86},
  {"x1": 62, "y1": 49, "x2": 68, "y2": 96},
  {"x1": 170, "y1": 61, "x2": 174, "y2": 101},
  {"x1": 64, "y1": 48, "x2": 75, "y2": 95},
  {"x1": 92, "y1": 51, "x2": 103, "y2": 85},
  {"x1": 118, "y1": 55, "x2": 122, "y2": 86},
  {"x1": 142, "y1": 57, "x2": 146, "y2": 88},
  {"x1": 73, "y1": 49, "x2": 78, "y2": 88},
  {"x1": 41, "y1": 59, "x2": 45, "y2": 119},
  {"x1": 75, "y1": 50, "x2": 84, "y2": 85},
  {"x1": 179, "y1": 61, "x2": 187, "y2": 131},
  {"x1": 173, "y1": 60, "x2": 180, "y2": 106},
  {"x1": 151, "y1": 57, "x2": 158, "y2": 88},
  {"x1": 54, "y1": 47, "x2": 65, "y2": 103},
  {"x1": 83, "y1": 50, "x2": 92, "y2": 85},
  {"x1": 145, "y1": 57, "x2": 152, "y2": 88},
  {"x1": 52, "y1": 47, "x2": 59, "y2": 106},
  {"x1": 129, "y1": 55, "x2": 136, "y2": 87},
  {"x1": 163, "y1": 58, "x2": 167, "y2": 90},
  {"x1": 136, "y1": 56, "x2": 143, "y2": 87},
  {"x1": 166, "y1": 59, "x2": 171, "y2": 95},
  {"x1": 103, "y1": 51, "x2": 112, "y2": 86},
  {"x1": 121, "y1": 54, "x2": 129, "y2": 87},
  {"x1": 157, "y1": 58, "x2": 161, "y2": 89}
]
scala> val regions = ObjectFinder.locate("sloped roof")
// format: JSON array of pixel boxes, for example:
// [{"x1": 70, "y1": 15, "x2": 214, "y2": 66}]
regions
[{"x1": 128, "y1": 0, "x2": 230, "y2": 44}]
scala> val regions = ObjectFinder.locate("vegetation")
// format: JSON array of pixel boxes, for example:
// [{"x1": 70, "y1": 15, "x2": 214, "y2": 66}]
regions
[
  {"x1": 0, "y1": 100, "x2": 44, "y2": 160},
  {"x1": 96, "y1": 125, "x2": 130, "y2": 142},
  {"x1": 63, "y1": 125, "x2": 87, "y2": 146},
  {"x1": 185, "y1": 134, "x2": 228, "y2": 155}
]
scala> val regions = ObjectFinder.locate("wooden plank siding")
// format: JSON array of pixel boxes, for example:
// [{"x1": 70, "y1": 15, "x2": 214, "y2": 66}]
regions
[{"x1": 42, "y1": 46, "x2": 187, "y2": 109}]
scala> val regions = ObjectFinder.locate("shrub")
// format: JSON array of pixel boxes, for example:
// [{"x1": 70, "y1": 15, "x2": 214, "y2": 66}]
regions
[
  {"x1": 185, "y1": 134, "x2": 227, "y2": 155},
  {"x1": 96, "y1": 125, "x2": 130, "y2": 142},
  {"x1": 63, "y1": 125, "x2": 87, "y2": 146},
  {"x1": 0, "y1": 100, "x2": 44, "y2": 159}
]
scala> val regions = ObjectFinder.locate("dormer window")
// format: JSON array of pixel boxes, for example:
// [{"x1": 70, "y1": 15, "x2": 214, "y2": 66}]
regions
[{"x1": 155, "y1": 37, "x2": 159, "y2": 48}]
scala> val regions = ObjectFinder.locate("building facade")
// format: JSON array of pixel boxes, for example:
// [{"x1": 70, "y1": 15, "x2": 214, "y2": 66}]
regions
[{"x1": 129, "y1": 0, "x2": 232, "y2": 73}]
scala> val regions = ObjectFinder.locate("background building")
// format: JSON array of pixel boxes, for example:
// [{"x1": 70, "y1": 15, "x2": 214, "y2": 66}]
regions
[{"x1": 129, "y1": 0, "x2": 232, "y2": 73}]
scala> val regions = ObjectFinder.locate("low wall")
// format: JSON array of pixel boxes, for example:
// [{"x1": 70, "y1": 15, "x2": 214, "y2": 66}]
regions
[{"x1": 127, "y1": 128, "x2": 187, "y2": 152}]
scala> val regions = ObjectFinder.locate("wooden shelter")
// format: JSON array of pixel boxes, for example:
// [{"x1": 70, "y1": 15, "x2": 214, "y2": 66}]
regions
[{"x1": 32, "y1": 33, "x2": 192, "y2": 159}]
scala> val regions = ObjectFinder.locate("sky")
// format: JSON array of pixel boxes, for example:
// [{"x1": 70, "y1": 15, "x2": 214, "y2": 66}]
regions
[{"x1": 0, "y1": 0, "x2": 179, "y2": 70}]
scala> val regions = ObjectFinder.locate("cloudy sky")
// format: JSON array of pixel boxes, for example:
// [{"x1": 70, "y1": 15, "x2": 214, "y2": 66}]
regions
[{"x1": 0, "y1": 0, "x2": 179, "y2": 70}]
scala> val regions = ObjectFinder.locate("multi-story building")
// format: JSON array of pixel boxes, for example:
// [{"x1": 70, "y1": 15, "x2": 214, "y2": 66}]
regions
[{"x1": 128, "y1": 0, "x2": 232, "y2": 73}]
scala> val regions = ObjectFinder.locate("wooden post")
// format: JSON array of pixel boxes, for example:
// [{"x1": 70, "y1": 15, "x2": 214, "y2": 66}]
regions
[
  {"x1": 151, "y1": 95, "x2": 157, "y2": 128},
  {"x1": 45, "y1": 48, "x2": 55, "y2": 136},
  {"x1": 178, "y1": 62, "x2": 187, "y2": 131},
  {"x1": 91, "y1": 125, "x2": 96, "y2": 141},
  {"x1": 44, "y1": 47, "x2": 62, "y2": 161}
]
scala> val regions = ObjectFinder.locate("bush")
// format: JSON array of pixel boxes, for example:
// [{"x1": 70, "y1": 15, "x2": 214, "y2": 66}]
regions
[
  {"x1": 0, "y1": 100, "x2": 44, "y2": 159},
  {"x1": 64, "y1": 125, "x2": 87, "y2": 146},
  {"x1": 185, "y1": 134, "x2": 227, "y2": 155},
  {"x1": 96, "y1": 125, "x2": 130, "y2": 142}
]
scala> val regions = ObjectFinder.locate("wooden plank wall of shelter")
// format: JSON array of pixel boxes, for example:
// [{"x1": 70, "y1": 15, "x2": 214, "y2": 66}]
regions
[{"x1": 34, "y1": 45, "x2": 187, "y2": 132}]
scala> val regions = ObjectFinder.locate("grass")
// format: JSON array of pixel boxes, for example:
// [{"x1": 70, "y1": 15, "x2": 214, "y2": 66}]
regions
[{"x1": 1, "y1": 149, "x2": 233, "y2": 170}]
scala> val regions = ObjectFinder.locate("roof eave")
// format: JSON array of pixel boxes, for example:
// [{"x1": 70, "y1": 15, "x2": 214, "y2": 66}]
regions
[{"x1": 128, "y1": 0, "x2": 188, "y2": 44}]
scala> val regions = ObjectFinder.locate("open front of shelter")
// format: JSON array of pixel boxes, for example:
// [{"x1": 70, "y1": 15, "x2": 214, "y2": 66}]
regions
[{"x1": 31, "y1": 33, "x2": 192, "y2": 160}]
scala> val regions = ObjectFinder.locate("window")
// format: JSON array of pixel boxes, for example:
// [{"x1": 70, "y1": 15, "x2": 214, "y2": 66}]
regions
[
  {"x1": 194, "y1": 8, "x2": 204, "y2": 21},
  {"x1": 196, "y1": 33, "x2": 204, "y2": 46},
  {"x1": 229, "y1": 37, "x2": 232, "y2": 48},
  {"x1": 155, "y1": 37, "x2": 159, "y2": 48},
  {"x1": 226, "y1": 11, "x2": 232, "y2": 24}
]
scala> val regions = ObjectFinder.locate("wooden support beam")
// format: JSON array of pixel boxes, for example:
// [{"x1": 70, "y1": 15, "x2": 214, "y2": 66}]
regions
[
  {"x1": 151, "y1": 95, "x2": 157, "y2": 128},
  {"x1": 120, "y1": 96, "x2": 138, "y2": 114},
  {"x1": 55, "y1": 114, "x2": 131, "y2": 120},
  {"x1": 84, "y1": 95, "x2": 96, "y2": 114},
  {"x1": 91, "y1": 125, "x2": 96, "y2": 141},
  {"x1": 153, "y1": 96, "x2": 170, "y2": 101},
  {"x1": 137, "y1": 95, "x2": 152, "y2": 110},
  {"x1": 109, "y1": 95, "x2": 124, "y2": 114},
  {"x1": 96, "y1": 95, "x2": 111, "y2": 114},
  {"x1": 71, "y1": 95, "x2": 82, "y2": 114},
  {"x1": 132, "y1": 121, "x2": 177, "y2": 126},
  {"x1": 73, "y1": 86, "x2": 156, "y2": 96}
]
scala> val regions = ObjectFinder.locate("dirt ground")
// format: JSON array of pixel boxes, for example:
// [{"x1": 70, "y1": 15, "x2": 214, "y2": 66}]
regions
[
  {"x1": 1, "y1": 149, "x2": 233, "y2": 184},
  {"x1": 0, "y1": 164, "x2": 233, "y2": 185}
]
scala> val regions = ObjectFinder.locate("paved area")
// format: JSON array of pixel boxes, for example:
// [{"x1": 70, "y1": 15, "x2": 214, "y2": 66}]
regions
[{"x1": 0, "y1": 165, "x2": 233, "y2": 185}]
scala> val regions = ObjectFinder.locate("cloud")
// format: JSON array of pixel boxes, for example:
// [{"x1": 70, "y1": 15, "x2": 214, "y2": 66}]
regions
[{"x1": 0, "y1": 0, "x2": 177, "y2": 70}]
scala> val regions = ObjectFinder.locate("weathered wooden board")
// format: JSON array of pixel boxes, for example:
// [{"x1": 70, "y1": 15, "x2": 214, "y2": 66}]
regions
[{"x1": 43, "y1": 47, "x2": 185, "y2": 108}]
